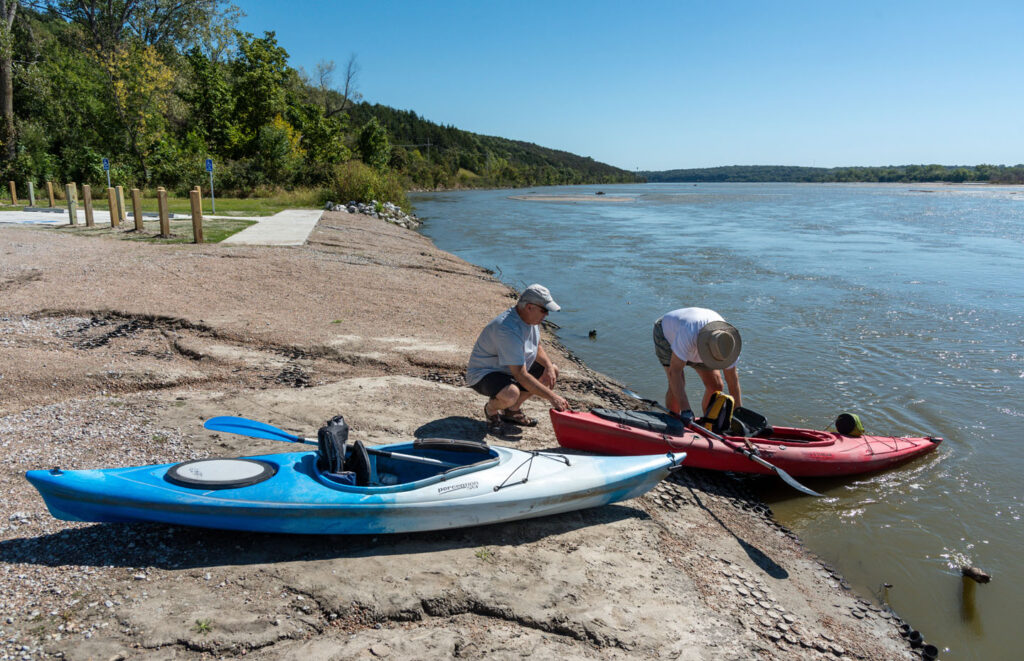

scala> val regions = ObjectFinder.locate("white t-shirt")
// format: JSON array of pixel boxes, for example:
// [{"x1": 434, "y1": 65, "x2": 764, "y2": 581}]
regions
[
  {"x1": 660, "y1": 307, "x2": 737, "y2": 368},
  {"x1": 466, "y1": 307, "x2": 539, "y2": 386}
]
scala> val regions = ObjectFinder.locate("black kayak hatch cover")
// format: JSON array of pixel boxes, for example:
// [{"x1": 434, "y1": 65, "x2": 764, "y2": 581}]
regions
[
  {"x1": 165, "y1": 458, "x2": 277, "y2": 489},
  {"x1": 591, "y1": 408, "x2": 686, "y2": 435}
]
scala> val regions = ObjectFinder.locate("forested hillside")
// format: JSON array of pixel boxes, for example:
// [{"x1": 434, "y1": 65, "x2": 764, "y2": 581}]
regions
[
  {"x1": 347, "y1": 104, "x2": 635, "y2": 189},
  {"x1": 643, "y1": 164, "x2": 1024, "y2": 184},
  {"x1": 0, "y1": 1, "x2": 634, "y2": 206}
]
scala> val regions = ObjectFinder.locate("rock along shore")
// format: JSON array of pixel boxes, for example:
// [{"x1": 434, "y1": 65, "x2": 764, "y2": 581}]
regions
[{"x1": 0, "y1": 212, "x2": 920, "y2": 660}]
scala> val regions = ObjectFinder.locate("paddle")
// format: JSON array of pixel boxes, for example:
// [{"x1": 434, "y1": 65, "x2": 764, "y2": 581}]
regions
[
  {"x1": 203, "y1": 416, "x2": 459, "y2": 468},
  {"x1": 621, "y1": 389, "x2": 823, "y2": 497}
]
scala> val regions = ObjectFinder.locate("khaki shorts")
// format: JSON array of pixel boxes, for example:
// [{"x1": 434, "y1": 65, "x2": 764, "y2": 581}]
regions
[{"x1": 653, "y1": 318, "x2": 708, "y2": 369}]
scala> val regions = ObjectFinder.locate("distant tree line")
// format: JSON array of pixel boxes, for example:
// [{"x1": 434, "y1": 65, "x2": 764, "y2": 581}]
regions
[
  {"x1": 0, "y1": 1, "x2": 635, "y2": 206},
  {"x1": 642, "y1": 164, "x2": 1024, "y2": 184}
]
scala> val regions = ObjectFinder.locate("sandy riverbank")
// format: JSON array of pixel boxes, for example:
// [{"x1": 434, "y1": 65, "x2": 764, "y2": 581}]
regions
[{"x1": 0, "y1": 215, "x2": 919, "y2": 659}]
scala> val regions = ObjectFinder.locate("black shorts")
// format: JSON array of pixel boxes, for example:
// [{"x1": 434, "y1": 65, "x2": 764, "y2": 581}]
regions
[{"x1": 469, "y1": 363, "x2": 546, "y2": 398}]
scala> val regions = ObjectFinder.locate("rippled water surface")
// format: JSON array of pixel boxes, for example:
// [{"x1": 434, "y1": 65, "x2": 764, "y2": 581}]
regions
[{"x1": 412, "y1": 183, "x2": 1022, "y2": 660}]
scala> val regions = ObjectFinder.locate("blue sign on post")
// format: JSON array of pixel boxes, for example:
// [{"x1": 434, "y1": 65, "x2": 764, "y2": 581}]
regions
[
  {"x1": 205, "y1": 159, "x2": 215, "y2": 213},
  {"x1": 102, "y1": 158, "x2": 111, "y2": 188}
]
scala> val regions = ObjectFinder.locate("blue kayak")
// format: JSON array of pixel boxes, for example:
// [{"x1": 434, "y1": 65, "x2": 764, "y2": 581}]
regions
[{"x1": 26, "y1": 437, "x2": 685, "y2": 535}]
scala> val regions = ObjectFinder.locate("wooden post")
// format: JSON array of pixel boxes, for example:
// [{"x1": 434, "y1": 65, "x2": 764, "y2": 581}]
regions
[
  {"x1": 8, "y1": 181, "x2": 16, "y2": 205},
  {"x1": 131, "y1": 188, "x2": 144, "y2": 231},
  {"x1": 46, "y1": 181, "x2": 55, "y2": 207},
  {"x1": 107, "y1": 187, "x2": 119, "y2": 227},
  {"x1": 65, "y1": 184, "x2": 78, "y2": 225},
  {"x1": 27, "y1": 181, "x2": 35, "y2": 206},
  {"x1": 83, "y1": 185, "x2": 95, "y2": 227},
  {"x1": 115, "y1": 186, "x2": 127, "y2": 224},
  {"x1": 189, "y1": 188, "x2": 204, "y2": 243},
  {"x1": 157, "y1": 187, "x2": 170, "y2": 237}
]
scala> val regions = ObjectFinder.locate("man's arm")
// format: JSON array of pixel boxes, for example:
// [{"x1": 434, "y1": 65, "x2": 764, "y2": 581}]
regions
[
  {"x1": 510, "y1": 364, "x2": 568, "y2": 411},
  {"x1": 667, "y1": 352, "x2": 694, "y2": 415},
  {"x1": 723, "y1": 366, "x2": 741, "y2": 408},
  {"x1": 534, "y1": 344, "x2": 559, "y2": 388}
]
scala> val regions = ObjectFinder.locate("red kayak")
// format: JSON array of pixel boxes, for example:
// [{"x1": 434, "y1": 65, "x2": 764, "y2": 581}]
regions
[{"x1": 550, "y1": 408, "x2": 942, "y2": 477}]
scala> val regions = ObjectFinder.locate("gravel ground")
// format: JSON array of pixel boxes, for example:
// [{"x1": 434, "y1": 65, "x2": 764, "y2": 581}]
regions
[{"x1": 0, "y1": 216, "x2": 922, "y2": 660}]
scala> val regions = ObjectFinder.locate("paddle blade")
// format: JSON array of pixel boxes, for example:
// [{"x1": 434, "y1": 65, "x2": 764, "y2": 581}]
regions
[
  {"x1": 745, "y1": 453, "x2": 824, "y2": 497},
  {"x1": 204, "y1": 416, "x2": 312, "y2": 445}
]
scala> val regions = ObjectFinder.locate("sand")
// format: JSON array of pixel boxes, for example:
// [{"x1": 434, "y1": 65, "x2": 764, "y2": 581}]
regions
[{"x1": 0, "y1": 214, "x2": 918, "y2": 659}]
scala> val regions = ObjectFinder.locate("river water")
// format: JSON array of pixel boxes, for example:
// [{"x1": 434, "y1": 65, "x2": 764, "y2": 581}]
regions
[{"x1": 411, "y1": 183, "x2": 1022, "y2": 660}]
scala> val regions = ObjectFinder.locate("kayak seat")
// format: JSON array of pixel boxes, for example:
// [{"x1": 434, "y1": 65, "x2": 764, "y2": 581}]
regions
[
  {"x1": 345, "y1": 440, "x2": 372, "y2": 487},
  {"x1": 731, "y1": 407, "x2": 773, "y2": 438},
  {"x1": 592, "y1": 409, "x2": 685, "y2": 436}
]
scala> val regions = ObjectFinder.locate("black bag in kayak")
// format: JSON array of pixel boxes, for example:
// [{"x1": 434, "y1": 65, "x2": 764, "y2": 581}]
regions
[
  {"x1": 317, "y1": 415, "x2": 349, "y2": 473},
  {"x1": 731, "y1": 406, "x2": 773, "y2": 438}
]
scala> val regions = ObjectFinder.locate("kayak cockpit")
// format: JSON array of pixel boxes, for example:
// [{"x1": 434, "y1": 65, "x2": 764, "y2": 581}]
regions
[{"x1": 313, "y1": 438, "x2": 501, "y2": 493}]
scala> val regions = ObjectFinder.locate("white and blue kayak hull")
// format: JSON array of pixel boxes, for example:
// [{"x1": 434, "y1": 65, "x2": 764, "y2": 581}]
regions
[{"x1": 26, "y1": 444, "x2": 685, "y2": 535}]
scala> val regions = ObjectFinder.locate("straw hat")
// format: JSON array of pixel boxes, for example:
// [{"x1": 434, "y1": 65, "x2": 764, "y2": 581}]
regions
[{"x1": 696, "y1": 321, "x2": 741, "y2": 369}]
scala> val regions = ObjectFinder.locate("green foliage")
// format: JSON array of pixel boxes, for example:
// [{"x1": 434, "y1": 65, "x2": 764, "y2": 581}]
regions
[
  {"x1": 231, "y1": 31, "x2": 290, "y2": 154},
  {"x1": 347, "y1": 103, "x2": 637, "y2": 188},
  {"x1": 357, "y1": 117, "x2": 390, "y2": 171},
  {"x1": 184, "y1": 47, "x2": 236, "y2": 152},
  {"x1": 331, "y1": 160, "x2": 407, "y2": 207}
]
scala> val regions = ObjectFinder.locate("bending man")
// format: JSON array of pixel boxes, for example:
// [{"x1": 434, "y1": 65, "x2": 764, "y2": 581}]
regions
[
  {"x1": 467, "y1": 284, "x2": 570, "y2": 435},
  {"x1": 653, "y1": 307, "x2": 742, "y2": 423}
]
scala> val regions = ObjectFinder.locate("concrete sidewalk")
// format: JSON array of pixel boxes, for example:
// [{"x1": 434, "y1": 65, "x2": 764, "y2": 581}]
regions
[
  {"x1": 0, "y1": 208, "x2": 80, "y2": 225},
  {"x1": 220, "y1": 209, "x2": 323, "y2": 246},
  {"x1": 0, "y1": 207, "x2": 184, "y2": 226}
]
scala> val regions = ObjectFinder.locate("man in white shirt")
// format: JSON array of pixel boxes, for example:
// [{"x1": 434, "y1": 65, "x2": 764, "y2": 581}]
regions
[
  {"x1": 467, "y1": 284, "x2": 570, "y2": 435},
  {"x1": 653, "y1": 307, "x2": 742, "y2": 424}
]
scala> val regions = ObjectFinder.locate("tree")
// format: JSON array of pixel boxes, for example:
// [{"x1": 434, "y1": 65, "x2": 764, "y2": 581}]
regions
[
  {"x1": 102, "y1": 41, "x2": 175, "y2": 180},
  {"x1": 185, "y1": 47, "x2": 235, "y2": 152},
  {"x1": 334, "y1": 53, "x2": 361, "y2": 117},
  {"x1": 0, "y1": 0, "x2": 16, "y2": 163},
  {"x1": 310, "y1": 53, "x2": 361, "y2": 118},
  {"x1": 357, "y1": 116, "x2": 389, "y2": 171},
  {"x1": 231, "y1": 30, "x2": 289, "y2": 154},
  {"x1": 46, "y1": 0, "x2": 223, "y2": 53}
]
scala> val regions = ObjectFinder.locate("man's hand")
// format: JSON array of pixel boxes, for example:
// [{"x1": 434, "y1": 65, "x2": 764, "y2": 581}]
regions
[{"x1": 550, "y1": 394, "x2": 570, "y2": 412}]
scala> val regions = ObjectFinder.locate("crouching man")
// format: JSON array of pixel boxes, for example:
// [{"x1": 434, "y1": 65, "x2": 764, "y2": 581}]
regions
[{"x1": 466, "y1": 284, "x2": 570, "y2": 435}]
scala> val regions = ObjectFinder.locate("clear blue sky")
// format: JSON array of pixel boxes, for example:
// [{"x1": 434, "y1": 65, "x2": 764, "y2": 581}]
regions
[{"x1": 237, "y1": 0, "x2": 1024, "y2": 171}]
